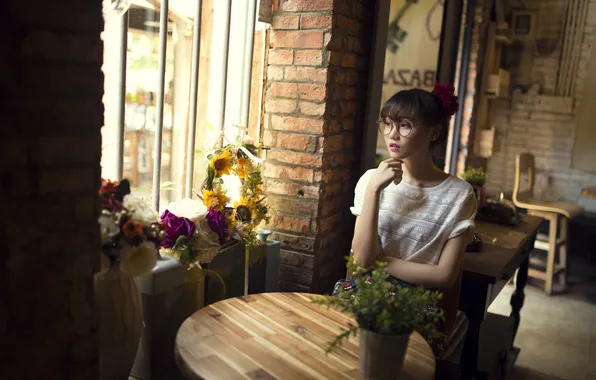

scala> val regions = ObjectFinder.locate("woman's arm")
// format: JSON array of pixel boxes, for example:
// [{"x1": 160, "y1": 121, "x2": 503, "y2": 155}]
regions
[
  {"x1": 382, "y1": 231, "x2": 471, "y2": 289},
  {"x1": 351, "y1": 189, "x2": 382, "y2": 268},
  {"x1": 351, "y1": 159, "x2": 403, "y2": 268}
]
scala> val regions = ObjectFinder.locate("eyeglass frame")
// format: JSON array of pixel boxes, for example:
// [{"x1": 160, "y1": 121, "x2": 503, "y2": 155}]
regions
[{"x1": 376, "y1": 117, "x2": 420, "y2": 138}]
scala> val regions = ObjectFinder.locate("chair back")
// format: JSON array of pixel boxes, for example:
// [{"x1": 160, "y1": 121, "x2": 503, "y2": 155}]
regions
[{"x1": 513, "y1": 153, "x2": 536, "y2": 205}]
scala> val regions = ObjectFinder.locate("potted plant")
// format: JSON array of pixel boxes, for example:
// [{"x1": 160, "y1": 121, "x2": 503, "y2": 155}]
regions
[
  {"x1": 312, "y1": 259, "x2": 444, "y2": 380},
  {"x1": 462, "y1": 167, "x2": 488, "y2": 206}
]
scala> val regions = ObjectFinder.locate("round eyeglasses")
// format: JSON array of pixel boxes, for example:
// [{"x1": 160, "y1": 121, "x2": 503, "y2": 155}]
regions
[{"x1": 377, "y1": 118, "x2": 417, "y2": 138}]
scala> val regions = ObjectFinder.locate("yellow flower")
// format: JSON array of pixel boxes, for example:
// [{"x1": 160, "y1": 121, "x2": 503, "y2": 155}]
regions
[
  {"x1": 233, "y1": 197, "x2": 257, "y2": 223},
  {"x1": 209, "y1": 150, "x2": 233, "y2": 176},
  {"x1": 203, "y1": 186, "x2": 230, "y2": 210},
  {"x1": 235, "y1": 165, "x2": 247, "y2": 179},
  {"x1": 237, "y1": 157, "x2": 249, "y2": 168}
]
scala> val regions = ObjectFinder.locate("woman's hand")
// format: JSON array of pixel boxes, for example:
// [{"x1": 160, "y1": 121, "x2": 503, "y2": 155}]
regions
[{"x1": 368, "y1": 158, "x2": 403, "y2": 192}]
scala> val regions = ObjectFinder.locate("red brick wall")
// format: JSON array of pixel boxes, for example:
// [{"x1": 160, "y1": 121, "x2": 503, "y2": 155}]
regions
[
  {"x1": 0, "y1": 1, "x2": 102, "y2": 378},
  {"x1": 455, "y1": 0, "x2": 493, "y2": 175},
  {"x1": 486, "y1": 0, "x2": 596, "y2": 203},
  {"x1": 263, "y1": 0, "x2": 373, "y2": 292}
]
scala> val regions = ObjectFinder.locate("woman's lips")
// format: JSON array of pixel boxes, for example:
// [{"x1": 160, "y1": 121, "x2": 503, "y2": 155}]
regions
[{"x1": 388, "y1": 143, "x2": 400, "y2": 152}]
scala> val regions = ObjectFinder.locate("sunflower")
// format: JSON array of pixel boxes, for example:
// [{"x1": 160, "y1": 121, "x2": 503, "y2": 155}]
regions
[
  {"x1": 233, "y1": 197, "x2": 257, "y2": 223},
  {"x1": 209, "y1": 150, "x2": 233, "y2": 176},
  {"x1": 203, "y1": 186, "x2": 230, "y2": 210}
]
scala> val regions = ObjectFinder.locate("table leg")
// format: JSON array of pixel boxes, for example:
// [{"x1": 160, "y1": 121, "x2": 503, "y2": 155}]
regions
[
  {"x1": 459, "y1": 281, "x2": 489, "y2": 380},
  {"x1": 507, "y1": 254, "x2": 529, "y2": 367}
]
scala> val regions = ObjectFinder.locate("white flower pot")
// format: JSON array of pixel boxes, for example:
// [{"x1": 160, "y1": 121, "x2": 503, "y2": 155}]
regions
[
  {"x1": 95, "y1": 261, "x2": 143, "y2": 380},
  {"x1": 359, "y1": 329, "x2": 410, "y2": 380}
]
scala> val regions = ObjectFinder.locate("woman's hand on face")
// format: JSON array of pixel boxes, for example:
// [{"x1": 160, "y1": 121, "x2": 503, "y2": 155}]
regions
[{"x1": 368, "y1": 158, "x2": 403, "y2": 192}]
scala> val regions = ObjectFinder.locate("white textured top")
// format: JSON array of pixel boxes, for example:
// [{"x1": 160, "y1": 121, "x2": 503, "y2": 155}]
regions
[{"x1": 351, "y1": 169, "x2": 477, "y2": 265}]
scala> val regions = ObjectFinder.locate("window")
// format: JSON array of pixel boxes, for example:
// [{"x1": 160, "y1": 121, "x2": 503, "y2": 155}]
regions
[
  {"x1": 376, "y1": 0, "x2": 445, "y2": 161},
  {"x1": 101, "y1": 0, "x2": 267, "y2": 212}
]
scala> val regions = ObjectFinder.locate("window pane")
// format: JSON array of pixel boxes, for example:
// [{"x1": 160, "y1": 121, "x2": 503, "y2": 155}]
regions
[
  {"x1": 102, "y1": 0, "x2": 266, "y2": 212},
  {"x1": 376, "y1": 0, "x2": 445, "y2": 156}
]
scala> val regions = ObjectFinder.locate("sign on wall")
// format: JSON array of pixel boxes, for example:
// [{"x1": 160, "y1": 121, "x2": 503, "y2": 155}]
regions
[{"x1": 377, "y1": 0, "x2": 445, "y2": 150}]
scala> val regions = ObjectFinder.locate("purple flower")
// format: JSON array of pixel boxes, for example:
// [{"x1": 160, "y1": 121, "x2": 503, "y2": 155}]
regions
[
  {"x1": 206, "y1": 207, "x2": 229, "y2": 245},
  {"x1": 160, "y1": 210, "x2": 196, "y2": 249}
]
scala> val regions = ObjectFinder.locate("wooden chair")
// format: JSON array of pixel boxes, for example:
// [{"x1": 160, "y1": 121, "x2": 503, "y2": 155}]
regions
[{"x1": 512, "y1": 153, "x2": 584, "y2": 295}]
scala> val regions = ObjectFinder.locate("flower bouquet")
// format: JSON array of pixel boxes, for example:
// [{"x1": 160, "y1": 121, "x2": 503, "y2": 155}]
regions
[
  {"x1": 96, "y1": 178, "x2": 167, "y2": 380},
  {"x1": 159, "y1": 197, "x2": 228, "y2": 308},
  {"x1": 98, "y1": 178, "x2": 166, "y2": 276},
  {"x1": 160, "y1": 197, "x2": 229, "y2": 266}
]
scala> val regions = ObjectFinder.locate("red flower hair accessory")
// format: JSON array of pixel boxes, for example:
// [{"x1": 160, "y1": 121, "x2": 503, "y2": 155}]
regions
[{"x1": 433, "y1": 82, "x2": 459, "y2": 117}]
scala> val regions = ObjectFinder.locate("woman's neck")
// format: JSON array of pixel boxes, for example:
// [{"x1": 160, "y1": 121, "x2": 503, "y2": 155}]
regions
[{"x1": 402, "y1": 151, "x2": 447, "y2": 187}]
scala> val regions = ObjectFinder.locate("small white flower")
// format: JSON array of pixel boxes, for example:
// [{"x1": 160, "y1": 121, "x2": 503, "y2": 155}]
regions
[
  {"x1": 123, "y1": 194, "x2": 159, "y2": 224},
  {"x1": 166, "y1": 198, "x2": 208, "y2": 222},
  {"x1": 98, "y1": 214, "x2": 118, "y2": 243},
  {"x1": 120, "y1": 241, "x2": 158, "y2": 277}
]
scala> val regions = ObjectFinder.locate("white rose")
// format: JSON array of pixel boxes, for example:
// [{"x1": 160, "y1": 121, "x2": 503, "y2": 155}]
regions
[
  {"x1": 166, "y1": 198, "x2": 208, "y2": 222},
  {"x1": 192, "y1": 215, "x2": 221, "y2": 264},
  {"x1": 123, "y1": 194, "x2": 159, "y2": 224},
  {"x1": 120, "y1": 241, "x2": 158, "y2": 277}
]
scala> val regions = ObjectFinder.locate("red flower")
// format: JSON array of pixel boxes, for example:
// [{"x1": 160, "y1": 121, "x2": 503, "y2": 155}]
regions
[
  {"x1": 100, "y1": 179, "x2": 120, "y2": 194},
  {"x1": 433, "y1": 82, "x2": 459, "y2": 117},
  {"x1": 101, "y1": 195, "x2": 124, "y2": 212}
]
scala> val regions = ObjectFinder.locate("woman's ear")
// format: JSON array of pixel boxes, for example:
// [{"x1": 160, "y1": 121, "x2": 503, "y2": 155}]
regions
[{"x1": 429, "y1": 126, "x2": 441, "y2": 142}]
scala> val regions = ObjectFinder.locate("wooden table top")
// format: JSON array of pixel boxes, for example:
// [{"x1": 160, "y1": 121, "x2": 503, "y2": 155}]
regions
[
  {"x1": 464, "y1": 215, "x2": 543, "y2": 283},
  {"x1": 175, "y1": 292, "x2": 436, "y2": 380}
]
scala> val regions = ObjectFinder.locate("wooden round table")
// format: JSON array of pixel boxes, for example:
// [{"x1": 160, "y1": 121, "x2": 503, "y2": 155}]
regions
[{"x1": 175, "y1": 292, "x2": 436, "y2": 380}]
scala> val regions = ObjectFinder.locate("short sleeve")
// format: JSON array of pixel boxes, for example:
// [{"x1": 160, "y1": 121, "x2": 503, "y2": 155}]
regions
[
  {"x1": 350, "y1": 170, "x2": 374, "y2": 216},
  {"x1": 448, "y1": 189, "x2": 478, "y2": 239}
]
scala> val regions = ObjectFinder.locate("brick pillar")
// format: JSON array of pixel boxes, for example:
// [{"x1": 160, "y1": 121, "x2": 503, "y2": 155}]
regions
[
  {"x1": 263, "y1": 0, "x2": 373, "y2": 292},
  {"x1": 0, "y1": 1, "x2": 103, "y2": 379},
  {"x1": 456, "y1": 0, "x2": 493, "y2": 175}
]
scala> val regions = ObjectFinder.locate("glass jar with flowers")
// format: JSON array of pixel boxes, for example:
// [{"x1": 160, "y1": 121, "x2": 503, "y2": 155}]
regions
[
  {"x1": 159, "y1": 197, "x2": 229, "y2": 311},
  {"x1": 95, "y1": 179, "x2": 167, "y2": 380}
]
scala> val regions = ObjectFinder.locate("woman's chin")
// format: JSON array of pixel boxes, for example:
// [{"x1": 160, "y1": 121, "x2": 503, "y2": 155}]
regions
[{"x1": 388, "y1": 149, "x2": 405, "y2": 159}]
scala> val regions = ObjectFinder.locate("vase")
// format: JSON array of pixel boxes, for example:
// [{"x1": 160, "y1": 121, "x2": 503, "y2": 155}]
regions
[
  {"x1": 359, "y1": 329, "x2": 410, "y2": 380},
  {"x1": 183, "y1": 265, "x2": 226, "y2": 312},
  {"x1": 95, "y1": 260, "x2": 143, "y2": 380}
]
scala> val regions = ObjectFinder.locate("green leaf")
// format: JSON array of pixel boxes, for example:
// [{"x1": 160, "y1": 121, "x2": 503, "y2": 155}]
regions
[{"x1": 310, "y1": 257, "x2": 445, "y2": 353}]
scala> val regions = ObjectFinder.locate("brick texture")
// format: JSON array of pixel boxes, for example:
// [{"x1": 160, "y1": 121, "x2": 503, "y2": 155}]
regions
[
  {"x1": 454, "y1": 0, "x2": 492, "y2": 176},
  {"x1": 0, "y1": 1, "x2": 102, "y2": 379},
  {"x1": 263, "y1": 0, "x2": 373, "y2": 292},
  {"x1": 481, "y1": 0, "x2": 596, "y2": 204}
]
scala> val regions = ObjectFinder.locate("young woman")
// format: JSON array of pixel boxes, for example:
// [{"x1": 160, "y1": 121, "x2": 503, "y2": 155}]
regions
[{"x1": 334, "y1": 83, "x2": 477, "y2": 354}]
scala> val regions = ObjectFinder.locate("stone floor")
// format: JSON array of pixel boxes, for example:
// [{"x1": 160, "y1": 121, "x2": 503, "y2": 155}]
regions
[{"x1": 488, "y1": 255, "x2": 596, "y2": 380}]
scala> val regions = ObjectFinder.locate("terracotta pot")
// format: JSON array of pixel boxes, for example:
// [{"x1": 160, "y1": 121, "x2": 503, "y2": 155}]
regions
[
  {"x1": 95, "y1": 261, "x2": 143, "y2": 380},
  {"x1": 359, "y1": 329, "x2": 410, "y2": 379}
]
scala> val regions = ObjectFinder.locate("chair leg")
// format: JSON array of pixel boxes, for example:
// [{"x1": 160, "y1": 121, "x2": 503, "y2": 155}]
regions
[
  {"x1": 558, "y1": 217, "x2": 568, "y2": 288},
  {"x1": 545, "y1": 215, "x2": 558, "y2": 295}
]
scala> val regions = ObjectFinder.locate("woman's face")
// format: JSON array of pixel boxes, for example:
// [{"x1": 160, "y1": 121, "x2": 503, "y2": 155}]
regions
[{"x1": 380, "y1": 117, "x2": 438, "y2": 160}]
